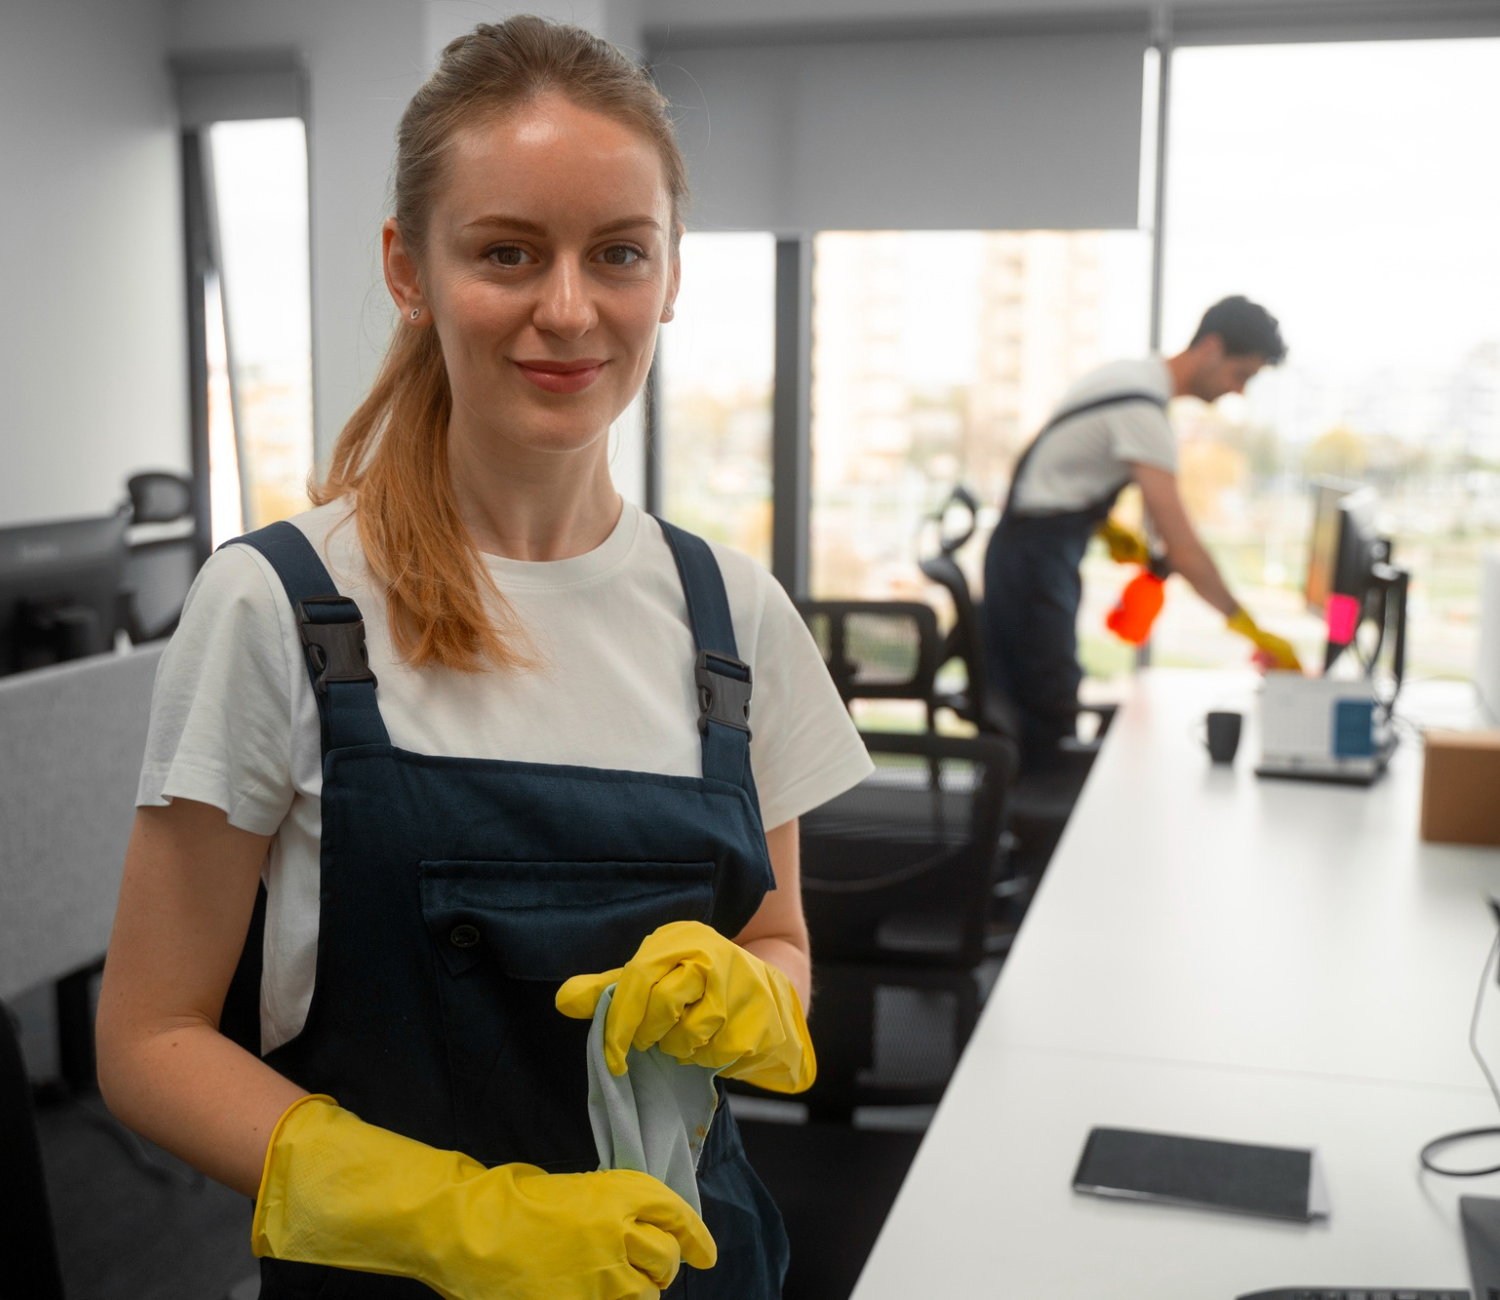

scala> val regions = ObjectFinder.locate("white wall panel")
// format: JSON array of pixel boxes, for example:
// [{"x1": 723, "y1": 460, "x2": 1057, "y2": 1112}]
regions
[
  {"x1": 0, "y1": 0, "x2": 188, "y2": 528},
  {"x1": 656, "y1": 32, "x2": 1146, "y2": 233}
]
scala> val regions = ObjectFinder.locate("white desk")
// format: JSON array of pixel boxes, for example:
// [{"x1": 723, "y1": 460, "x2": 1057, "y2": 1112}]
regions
[
  {"x1": 982, "y1": 670, "x2": 1500, "y2": 1089},
  {"x1": 854, "y1": 669, "x2": 1500, "y2": 1299}
]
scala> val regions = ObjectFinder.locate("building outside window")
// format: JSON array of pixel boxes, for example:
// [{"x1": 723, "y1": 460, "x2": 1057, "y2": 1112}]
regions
[
  {"x1": 657, "y1": 232, "x2": 776, "y2": 568},
  {"x1": 809, "y1": 228, "x2": 1150, "y2": 681}
]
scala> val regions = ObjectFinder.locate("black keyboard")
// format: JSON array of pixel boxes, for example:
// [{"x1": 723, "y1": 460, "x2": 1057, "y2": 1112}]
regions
[{"x1": 1238, "y1": 1290, "x2": 1470, "y2": 1299}]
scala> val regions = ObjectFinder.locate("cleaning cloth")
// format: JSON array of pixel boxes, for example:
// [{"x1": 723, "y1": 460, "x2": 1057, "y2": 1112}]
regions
[{"x1": 586, "y1": 983, "x2": 720, "y2": 1215}]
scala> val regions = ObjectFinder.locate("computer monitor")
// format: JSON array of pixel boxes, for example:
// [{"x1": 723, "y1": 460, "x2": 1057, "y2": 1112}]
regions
[
  {"x1": 0, "y1": 508, "x2": 130, "y2": 676},
  {"x1": 1304, "y1": 480, "x2": 1408, "y2": 683},
  {"x1": 1304, "y1": 478, "x2": 1362, "y2": 614}
]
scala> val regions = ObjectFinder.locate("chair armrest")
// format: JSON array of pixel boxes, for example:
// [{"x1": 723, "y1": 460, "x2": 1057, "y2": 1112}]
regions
[{"x1": 856, "y1": 729, "x2": 1020, "y2": 787}]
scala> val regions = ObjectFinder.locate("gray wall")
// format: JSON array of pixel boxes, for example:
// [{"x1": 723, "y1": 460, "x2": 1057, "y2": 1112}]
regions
[{"x1": 0, "y1": 0, "x2": 188, "y2": 528}]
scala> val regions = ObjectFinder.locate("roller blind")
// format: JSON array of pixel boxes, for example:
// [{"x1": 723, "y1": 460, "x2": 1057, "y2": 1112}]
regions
[
  {"x1": 172, "y1": 50, "x2": 307, "y2": 128},
  {"x1": 652, "y1": 31, "x2": 1146, "y2": 233}
]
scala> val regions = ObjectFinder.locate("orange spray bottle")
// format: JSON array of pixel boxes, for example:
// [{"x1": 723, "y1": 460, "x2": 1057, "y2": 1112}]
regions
[{"x1": 1106, "y1": 557, "x2": 1170, "y2": 646}]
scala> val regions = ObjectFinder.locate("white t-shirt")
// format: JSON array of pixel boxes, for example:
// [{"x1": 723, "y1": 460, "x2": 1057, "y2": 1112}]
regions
[
  {"x1": 137, "y1": 499, "x2": 873, "y2": 1052},
  {"x1": 1010, "y1": 357, "x2": 1177, "y2": 513}
]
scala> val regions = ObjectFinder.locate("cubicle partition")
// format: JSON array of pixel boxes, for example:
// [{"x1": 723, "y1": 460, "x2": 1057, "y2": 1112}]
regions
[{"x1": 1, "y1": 644, "x2": 163, "y2": 1082}]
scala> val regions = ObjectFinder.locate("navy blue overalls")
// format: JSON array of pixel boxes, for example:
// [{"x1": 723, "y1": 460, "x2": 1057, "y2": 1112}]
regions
[
  {"x1": 232, "y1": 518, "x2": 789, "y2": 1300},
  {"x1": 982, "y1": 390, "x2": 1167, "y2": 771}
]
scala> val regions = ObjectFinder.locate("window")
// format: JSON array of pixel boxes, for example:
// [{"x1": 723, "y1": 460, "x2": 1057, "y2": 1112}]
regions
[
  {"x1": 810, "y1": 228, "x2": 1150, "y2": 678},
  {"x1": 1154, "y1": 38, "x2": 1500, "y2": 677},
  {"x1": 657, "y1": 232, "x2": 776, "y2": 567},
  {"x1": 206, "y1": 118, "x2": 315, "y2": 542}
]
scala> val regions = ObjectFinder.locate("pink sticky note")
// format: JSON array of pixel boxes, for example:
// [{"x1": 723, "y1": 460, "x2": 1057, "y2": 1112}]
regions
[{"x1": 1326, "y1": 592, "x2": 1360, "y2": 644}]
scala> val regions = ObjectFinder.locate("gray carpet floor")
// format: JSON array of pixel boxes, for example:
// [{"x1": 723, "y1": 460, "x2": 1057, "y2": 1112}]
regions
[{"x1": 36, "y1": 1093, "x2": 257, "y2": 1300}]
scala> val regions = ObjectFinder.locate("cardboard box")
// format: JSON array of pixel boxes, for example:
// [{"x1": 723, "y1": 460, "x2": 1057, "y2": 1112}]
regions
[{"x1": 1421, "y1": 729, "x2": 1500, "y2": 846}]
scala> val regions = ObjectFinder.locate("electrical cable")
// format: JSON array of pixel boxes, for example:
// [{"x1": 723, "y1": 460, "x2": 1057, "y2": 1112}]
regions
[{"x1": 1419, "y1": 928, "x2": 1500, "y2": 1176}]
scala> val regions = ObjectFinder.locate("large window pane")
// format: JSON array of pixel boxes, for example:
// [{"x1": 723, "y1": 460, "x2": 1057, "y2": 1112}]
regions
[
  {"x1": 1157, "y1": 38, "x2": 1500, "y2": 677},
  {"x1": 810, "y1": 229, "x2": 1149, "y2": 679},
  {"x1": 658, "y1": 232, "x2": 775, "y2": 566},
  {"x1": 209, "y1": 118, "x2": 314, "y2": 530}
]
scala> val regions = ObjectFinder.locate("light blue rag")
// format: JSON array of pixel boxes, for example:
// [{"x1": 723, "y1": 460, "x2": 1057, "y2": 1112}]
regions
[{"x1": 586, "y1": 984, "x2": 720, "y2": 1215}]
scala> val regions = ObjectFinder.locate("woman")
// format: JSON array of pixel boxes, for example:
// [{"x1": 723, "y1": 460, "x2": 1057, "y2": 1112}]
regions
[{"x1": 95, "y1": 18, "x2": 871, "y2": 1300}]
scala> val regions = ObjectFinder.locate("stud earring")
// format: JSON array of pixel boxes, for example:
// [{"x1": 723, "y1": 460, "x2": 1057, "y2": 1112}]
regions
[
  {"x1": 661, "y1": 305, "x2": 675, "y2": 322},
  {"x1": 410, "y1": 307, "x2": 420, "y2": 320}
]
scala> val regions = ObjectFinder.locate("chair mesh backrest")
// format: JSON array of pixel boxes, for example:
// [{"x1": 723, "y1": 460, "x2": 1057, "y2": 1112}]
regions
[
  {"x1": 125, "y1": 540, "x2": 200, "y2": 641},
  {"x1": 796, "y1": 960, "x2": 979, "y2": 1116},
  {"x1": 800, "y1": 733, "x2": 1013, "y2": 967},
  {"x1": 802, "y1": 753, "x2": 982, "y2": 861},
  {"x1": 856, "y1": 984, "x2": 960, "y2": 1089},
  {"x1": 919, "y1": 551, "x2": 989, "y2": 709},
  {"x1": 797, "y1": 601, "x2": 940, "y2": 704}
]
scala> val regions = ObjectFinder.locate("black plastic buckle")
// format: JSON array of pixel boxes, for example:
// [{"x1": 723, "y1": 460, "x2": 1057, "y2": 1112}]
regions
[
  {"x1": 695, "y1": 650, "x2": 752, "y2": 737},
  {"x1": 296, "y1": 597, "x2": 377, "y2": 695}
]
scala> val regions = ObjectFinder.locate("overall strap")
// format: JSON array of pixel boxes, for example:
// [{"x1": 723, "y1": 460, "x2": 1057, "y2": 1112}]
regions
[
  {"x1": 1003, "y1": 389, "x2": 1169, "y2": 516},
  {"x1": 655, "y1": 520, "x2": 754, "y2": 790},
  {"x1": 227, "y1": 521, "x2": 390, "y2": 754}
]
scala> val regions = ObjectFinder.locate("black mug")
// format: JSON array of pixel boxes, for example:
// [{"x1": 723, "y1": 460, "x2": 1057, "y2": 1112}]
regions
[{"x1": 1204, "y1": 711, "x2": 1242, "y2": 764}]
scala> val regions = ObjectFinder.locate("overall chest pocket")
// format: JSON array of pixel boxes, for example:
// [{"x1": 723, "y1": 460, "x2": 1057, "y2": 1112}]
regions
[
  {"x1": 419, "y1": 859, "x2": 717, "y2": 982},
  {"x1": 418, "y1": 860, "x2": 718, "y2": 1166}
]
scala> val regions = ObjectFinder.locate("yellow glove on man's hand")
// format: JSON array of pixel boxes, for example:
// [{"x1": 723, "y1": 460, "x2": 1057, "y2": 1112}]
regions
[
  {"x1": 253, "y1": 1094, "x2": 716, "y2": 1300},
  {"x1": 1095, "y1": 518, "x2": 1151, "y2": 566},
  {"x1": 1227, "y1": 608, "x2": 1303, "y2": 672},
  {"x1": 556, "y1": 920, "x2": 816, "y2": 1095}
]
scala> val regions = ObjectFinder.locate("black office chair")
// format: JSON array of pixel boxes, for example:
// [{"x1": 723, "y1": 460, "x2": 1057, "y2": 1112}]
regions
[
  {"x1": 797, "y1": 597, "x2": 1033, "y2": 902},
  {"x1": 919, "y1": 486, "x2": 1115, "y2": 882},
  {"x1": 1, "y1": 1004, "x2": 67, "y2": 1300},
  {"x1": 124, "y1": 472, "x2": 201, "y2": 643},
  {"x1": 797, "y1": 728, "x2": 1017, "y2": 1119},
  {"x1": 733, "y1": 725, "x2": 1015, "y2": 1300},
  {"x1": 731, "y1": 723, "x2": 1015, "y2": 1300}
]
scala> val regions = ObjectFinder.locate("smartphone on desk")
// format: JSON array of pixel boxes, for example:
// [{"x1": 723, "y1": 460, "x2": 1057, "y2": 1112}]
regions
[{"x1": 1072, "y1": 1126, "x2": 1330, "y2": 1223}]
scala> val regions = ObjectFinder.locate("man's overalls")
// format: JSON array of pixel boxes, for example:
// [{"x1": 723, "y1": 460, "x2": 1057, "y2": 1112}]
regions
[{"x1": 982, "y1": 390, "x2": 1168, "y2": 770}]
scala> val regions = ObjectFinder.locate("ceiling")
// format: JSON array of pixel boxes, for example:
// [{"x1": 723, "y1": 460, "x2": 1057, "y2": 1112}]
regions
[{"x1": 640, "y1": 0, "x2": 1500, "y2": 47}]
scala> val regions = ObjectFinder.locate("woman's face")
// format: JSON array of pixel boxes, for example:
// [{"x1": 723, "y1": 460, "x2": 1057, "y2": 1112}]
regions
[{"x1": 387, "y1": 93, "x2": 678, "y2": 460}]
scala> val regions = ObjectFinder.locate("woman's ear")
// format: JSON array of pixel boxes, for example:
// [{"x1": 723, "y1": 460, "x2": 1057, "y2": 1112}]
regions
[
  {"x1": 383, "y1": 218, "x2": 428, "y2": 325},
  {"x1": 662, "y1": 227, "x2": 684, "y2": 323}
]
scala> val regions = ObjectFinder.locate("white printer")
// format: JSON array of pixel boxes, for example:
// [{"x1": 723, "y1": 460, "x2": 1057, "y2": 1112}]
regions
[{"x1": 1257, "y1": 673, "x2": 1394, "y2": 785}]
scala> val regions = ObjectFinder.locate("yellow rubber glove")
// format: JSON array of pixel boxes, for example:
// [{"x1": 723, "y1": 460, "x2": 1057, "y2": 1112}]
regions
[
  {"x1": 1095, "y1": 517, "x2": 1151, "y2": 566},
  {"x1": 556, "y1": 921, "x2": 816, "y2": 1095},
  {"x1": 253, "y1": 1094, "x2": 716, "y2": 1300},
  {"x1": 1227, "y1": 607, "x2": 1303, "y2": 672}
]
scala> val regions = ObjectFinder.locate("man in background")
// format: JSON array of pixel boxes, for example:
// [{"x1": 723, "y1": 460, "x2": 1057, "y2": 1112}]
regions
[{"x1": 983, "y1": 295, "x2": 1301, "y2": 772}]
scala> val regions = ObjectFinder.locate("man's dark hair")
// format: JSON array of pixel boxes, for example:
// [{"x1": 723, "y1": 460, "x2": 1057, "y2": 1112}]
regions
[{"x1": 1190, "y1": 296, "x2": 1287, "y2": 364}]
